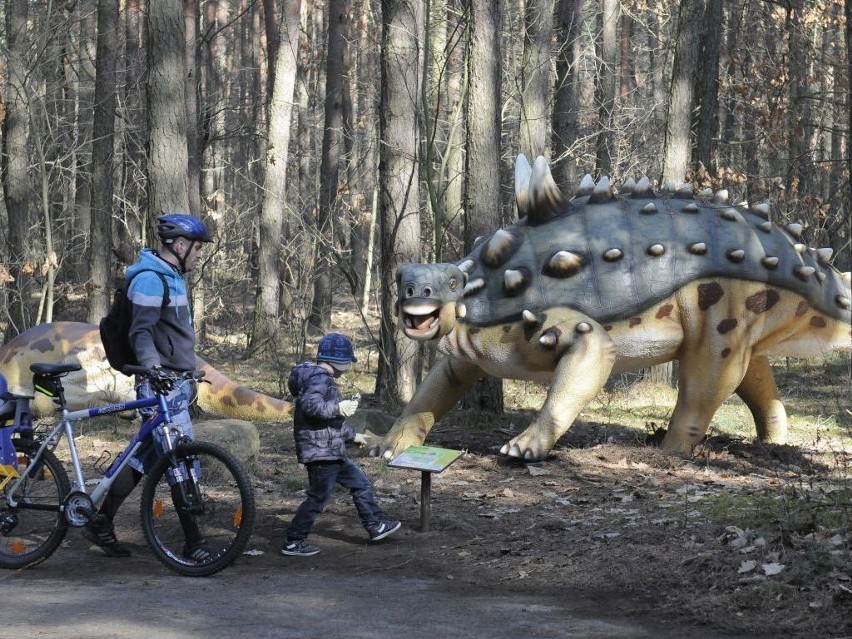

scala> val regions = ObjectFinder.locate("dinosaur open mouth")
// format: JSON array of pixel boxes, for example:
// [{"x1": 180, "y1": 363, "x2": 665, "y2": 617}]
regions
[{"x1": 400, "y1": 301, "x2": 441, "y2": 340}]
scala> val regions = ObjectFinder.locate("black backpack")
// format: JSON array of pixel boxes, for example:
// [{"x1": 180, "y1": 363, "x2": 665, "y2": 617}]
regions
[{"x1": 99, "y1": 270, "x2": 170, "y2": 375}]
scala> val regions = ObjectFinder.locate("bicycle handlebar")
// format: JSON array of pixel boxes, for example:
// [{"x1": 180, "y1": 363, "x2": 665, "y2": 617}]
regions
[{"x1": 121, "y1": 366, "x2": 206, "y2": 394}]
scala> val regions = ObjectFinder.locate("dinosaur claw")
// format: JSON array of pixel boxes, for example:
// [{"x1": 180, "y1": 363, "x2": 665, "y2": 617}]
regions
[{"x1": 499, "y1": 443, "x2": 510, "y2": 455}]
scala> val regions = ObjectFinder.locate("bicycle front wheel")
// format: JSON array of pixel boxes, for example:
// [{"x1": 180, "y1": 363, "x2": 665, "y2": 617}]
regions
[
  {"x1": 140, "y1": 440, "x2": 255, "y2": 577},
  {"x1": 0, "y1": 438, "x2": 71, "y2": 569}
]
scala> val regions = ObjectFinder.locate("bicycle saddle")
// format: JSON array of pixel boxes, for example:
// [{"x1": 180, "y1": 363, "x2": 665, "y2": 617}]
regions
[{"x1": 29, "y1": 363, "x2": 83, "y2": 376}]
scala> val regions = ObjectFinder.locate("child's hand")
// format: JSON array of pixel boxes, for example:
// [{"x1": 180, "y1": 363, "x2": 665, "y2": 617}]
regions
[{"x1": 338, "y1": 399, "x2": 359, "y2": 417}]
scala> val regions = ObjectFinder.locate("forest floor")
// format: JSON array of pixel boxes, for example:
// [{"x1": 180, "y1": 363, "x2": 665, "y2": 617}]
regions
[{"x1": 7, "y1": 310, "x2": 851, "y2": 638}]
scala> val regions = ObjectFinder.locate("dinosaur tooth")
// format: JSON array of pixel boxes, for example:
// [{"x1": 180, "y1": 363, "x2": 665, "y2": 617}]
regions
[
  {"x1": 757, "y1": 221, "x2": 772, "y2": 233},
  {"x1": 726, "y1": 249, "x2": 746, "y2": 263},
  {"x1": 575, "y1": 322, "x2": 592, "y2": 334},
  {"x1": 588, "y1": 175, "x2": 613, "y2": 204},
  {"x1": 640, "y1": 203, "x2": 658, "y2": 214},
  {"x1": 837, "y1": 295, "x2": 851, "y2": 310},
  {"x1": 545, "y1": 250, "x2": 584, "y2": 277},
  {"x1": 794, "y1": 266, "x2": 815, "y2": 281},
  {"x1": 603, "y1": 248, "x2": 624, "y2": 262},
  {"x1": 761, "y1": 256, "x2": 779, "y2": 269},
  {"x1": 816, "y1": 248, "x2": 833, "y2": 264},
  {"x1": 463, "y1": 277, "x2": 485, "y2": 296},
  {"x1": 750, "y1": 202, "x2": 771, "y2": 220},
  {"x1": 647, "y1": 243, "x2": 666, "y2": 257},
  {"x1": 785, "y1": 223, "x2": 804, "y2": 238},
  {"x1": 688, "y1": 242, "x2": 707, "y2": 255}
]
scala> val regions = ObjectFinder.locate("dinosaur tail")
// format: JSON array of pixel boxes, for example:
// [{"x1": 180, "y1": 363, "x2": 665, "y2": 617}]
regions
[{"x1": 196, "y1": 357, "x2": 293, "y2": 421}]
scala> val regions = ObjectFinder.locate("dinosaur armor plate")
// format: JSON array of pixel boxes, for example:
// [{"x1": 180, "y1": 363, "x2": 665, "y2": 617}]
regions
[{"x1": 375, "y1": 155, "x2": 851, "y2": 461}]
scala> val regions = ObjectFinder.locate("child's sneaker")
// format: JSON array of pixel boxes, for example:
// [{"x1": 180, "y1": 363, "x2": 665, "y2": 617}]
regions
[
  {"x1": 281, "y1": 539, "x2": 321, "y2": 557},
  {"x1": 367, "y1": 520, "x2": 401, "y2": 541}
]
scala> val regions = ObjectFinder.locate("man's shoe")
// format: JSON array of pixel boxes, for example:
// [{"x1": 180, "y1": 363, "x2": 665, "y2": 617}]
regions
[
  {"x1": 280, "y1": 539, "x2": 321, "y2": 557},
  {"x1": 82, "y1": 516, "x2": 131, "y2": 557},
  {"x1": 183, "y1": 542, "x2": 214, "y2": 563},
  {"x1": 367, "y1": 520, "x2": 401, "y2": 541}
]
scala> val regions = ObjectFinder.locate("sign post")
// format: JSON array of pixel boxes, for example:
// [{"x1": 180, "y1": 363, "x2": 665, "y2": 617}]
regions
[{"x1": 387, "y1": 445, "x2": 463, "y2": 531}]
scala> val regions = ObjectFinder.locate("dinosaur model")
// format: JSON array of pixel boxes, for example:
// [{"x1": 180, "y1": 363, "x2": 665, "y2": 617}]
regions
[
  {"x1": 0, "y1": 321, "x2": 293, "y2": 421},
  {"x1": 375, "y1": 154, "x2": 852, "y2": 461}
]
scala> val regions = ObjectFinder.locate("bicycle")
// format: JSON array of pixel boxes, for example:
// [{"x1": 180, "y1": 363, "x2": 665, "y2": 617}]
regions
[{"x1": 0, "y1": 363, "x2": 255, "y2": 577}]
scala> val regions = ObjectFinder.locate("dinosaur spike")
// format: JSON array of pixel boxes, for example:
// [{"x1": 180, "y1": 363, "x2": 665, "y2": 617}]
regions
[
  {"x1": 750, "y1": 202, "x2": 771, "y2": 220},
  {"x1": 458, "y1": 259, "x2": 475, "y2": 273},
  {"x1": 575, "y1": 322, "x2": 592, "y2": 334},
  {"x1": 522, "y1": 309, "x2": 540, "y2": 325},
  {"x1": 539, "y1": 329, "x2": 559, "y2": 349},
  {"x1": 794, "y1": 266, "x2": 815, "y2": 281},
  {"x1": 696, "y1": 188, "x2": 713, "y2": 201},
  {"x1": 503, "y1": 268, "x2": 530, "y2": 296},
  {"x1": 482, "y1": 228, "x2": 522, "y2": 268},
  {"x1": 575, "y1": 174, "x2": 596, "y2": 197},
  {"x1": 785, "y1": 223, "x2": 804, "y2": 238},
  {"x1": 794, "y1": 243, "x2": 807, "y2": 254},
  {"x1": 837, "y1": 295, "x2": 851, "y2": 310},
  {"x1": 463, "y1": 277, "x2": 485, "y2": 296},
  {"x1": 603, "y1": 248, "x2": 624, "y2": 262},
  {"x1": 681, "y1": 202, "x2": 700, "y2": 213},
  {"x1": 720, "y1": 208, "x2": 738, "y2": 221},
  {"x1": 631, "y1": 177, "x2": 655, "y2": 199},
  {"x1": 674, "y1": 183, "x2": 694, "y2": 199},
  {"x1": 726, "y1": 249, "x2": 746, "y2": 263},
  {"x1": 816, "y1": 271, "x2": 827, "y2": 283},
  {"x1": 514, "y1": 154, "x2": 532, "y2": 217},
  {"x1": 545, "y1": 250, "x2": 584, "y2": 277},
  {"x1": 527, "y1": 155, "x2": 564, "y2": 225},
  {"x1": 640, "y1": 203, "x2": 658, "y2": 214},
  {"x1": 757, "y1": 221, "x2": 772, "y2": 233},
  {"x1": 647, "y1": 244, "x2": 666, "y2": 257},
  {"x1": 843, "y1": 272, "x2": 851, "y2": 284},
  {"x1": 588, "y1": 176, "x2": 613, "y2": 204},
  {"x1": 473, "y1": 235, "x2": 485, "y2": 249},
  {"x1": 456, "y1": 301, "x2": 467, "y2": 318},
  {"x1": 816, "y1": 248, "x2": 833, "y2": 264},
  {"x1": 620, "y1": 177, "x2": 636, "y2": 194},
  {"x1": 688, "y1": 242, "x2": 708, "y2": 255},
  {"x1": 713, "y1": 189, "x2": 729, "y2": 204},
  {"x1": 761, "y1": 256, "x2": 779, "y2": 269}
]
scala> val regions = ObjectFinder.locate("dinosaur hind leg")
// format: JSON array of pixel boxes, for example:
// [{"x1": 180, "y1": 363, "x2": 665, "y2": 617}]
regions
[{"x1": 734, "y1": 355, "x2": 788, "y2": 445}]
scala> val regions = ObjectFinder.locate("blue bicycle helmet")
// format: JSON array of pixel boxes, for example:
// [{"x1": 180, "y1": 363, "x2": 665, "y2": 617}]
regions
[
  {"x1": 156, "y1": 214, "x2": 213, "y2": 244},
  {"x1": 316, "y1": 333, "x2": 357, "y2": 371}
]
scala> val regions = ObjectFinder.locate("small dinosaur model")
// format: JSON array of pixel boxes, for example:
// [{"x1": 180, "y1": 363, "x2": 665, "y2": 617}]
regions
[
  {"x1": 376, "y1": 154, "x2": 851, "y2": 461},
  {"x1": 0, "y1": 321, "x2": 293, "y2": 421}
]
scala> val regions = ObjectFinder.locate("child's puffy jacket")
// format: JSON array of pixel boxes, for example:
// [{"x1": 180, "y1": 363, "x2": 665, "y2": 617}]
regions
[{"x1": 287, "y1": 362, "x2": 356, "y2": 464}]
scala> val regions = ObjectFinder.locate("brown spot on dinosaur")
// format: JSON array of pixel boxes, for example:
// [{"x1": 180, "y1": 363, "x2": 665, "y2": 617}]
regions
[
  {"x1": 629, "y1": 318, "x2": 641, "y2": 327},
  {"x1": 810, "y1": 316, "x2": 827, "y2": 328},
  {"x1": 721, "y1": 348, "x2": 731, "y2": 358},
  {"x1": 30, "y1": 337, "x2": 58, "y2": 354},
  {"x1": 745, "y1": 289, "x2": 780, "y2": 314},
  {"x1": 717, "y1": 319, "x2": 738, "y2": 334},
  {"x1": 656, "y1": 304, "x2": 673, "y2": 319},
  {"x1": 697, "y1": 282, "x2": 724, "y2": 310},
  {"x1": 795, "y1": 300, "x2": 811, "y2": 316}
]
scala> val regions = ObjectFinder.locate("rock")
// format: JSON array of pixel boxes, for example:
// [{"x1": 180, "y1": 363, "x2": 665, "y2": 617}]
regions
[{"x1": 194, "y1": 419, "x2": 260, "y2": 469}]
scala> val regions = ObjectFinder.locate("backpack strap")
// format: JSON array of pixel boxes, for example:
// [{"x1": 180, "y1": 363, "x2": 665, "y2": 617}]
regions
[{"x1": 128, "y1": 269, "x2": 170, "y2": 307}]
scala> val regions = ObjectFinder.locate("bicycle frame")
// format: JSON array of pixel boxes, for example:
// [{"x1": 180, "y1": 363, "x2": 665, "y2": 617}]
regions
[{"x1": 5, "y1": 390, "x2": 178, "y2": 512}]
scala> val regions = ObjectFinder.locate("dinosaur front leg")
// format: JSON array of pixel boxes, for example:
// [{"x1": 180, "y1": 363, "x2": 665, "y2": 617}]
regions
[
  {"x1": 735, "y1": 355, "x2": 788, "y2": 444},
  {"x1": 376, "y1": 358, "x2": 483, "y2": 460},
  {"x1": 501, "y1": 322, "x2": 616, "y2": 461}
]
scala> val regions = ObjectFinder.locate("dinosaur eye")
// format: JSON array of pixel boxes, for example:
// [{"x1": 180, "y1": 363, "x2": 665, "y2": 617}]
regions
[{"x1": 449, "y1": 278, "x2": 458, "y2": 291}]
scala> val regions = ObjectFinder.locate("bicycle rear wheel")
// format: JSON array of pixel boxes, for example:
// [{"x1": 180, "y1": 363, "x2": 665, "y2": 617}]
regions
[
  {"x1": 140, "y1": 440, "x2": 255, "y2": 577},
  {"x1": 0, "y1": 438, "x2": 71, "y2": 569}
]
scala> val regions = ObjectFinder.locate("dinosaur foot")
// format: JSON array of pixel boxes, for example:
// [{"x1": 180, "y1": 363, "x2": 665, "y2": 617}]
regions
[{"x1": 499, "y1": 442, "x2": 548, "y2": 462}]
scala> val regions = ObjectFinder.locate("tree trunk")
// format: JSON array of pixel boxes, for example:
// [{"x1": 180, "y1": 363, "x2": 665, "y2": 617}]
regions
[
  {"x1": 461, "y1": 0, "x2": 503, "y2": 413},
  {"x1": 519, "y1": 0, "x2": 554, "y2": 157},
  {"x1": 594, "y1": 0, "x2": 618, "y2": 175},
  {"x1": 88, "y1": 0, "x2": 120, "y2": 323},
  {"x1": 694, "y1": 0, "x2": 723, "y2": 173},
  {"x1": 552, "y1": 0, "x2": 583, "y2": 193},
  {"x1": 376, "y1": 0, "x2": 424, "y2": 407},
  {"x1": 250, "y1": 0, "x2": 301, "y2": 354}
]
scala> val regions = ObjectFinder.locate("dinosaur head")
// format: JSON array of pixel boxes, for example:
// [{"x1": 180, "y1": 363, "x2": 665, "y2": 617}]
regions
[{"x1": 396, "y1": 262, "x2": 468, "y2": 341}]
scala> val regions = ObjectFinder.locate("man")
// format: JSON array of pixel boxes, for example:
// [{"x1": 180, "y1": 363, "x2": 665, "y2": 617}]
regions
[{"x1": 82, "y1": 214, "x2": 213, "y2": 559}]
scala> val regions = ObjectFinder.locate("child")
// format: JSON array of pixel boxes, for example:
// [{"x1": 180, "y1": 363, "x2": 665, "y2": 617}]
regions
[{"x1": 281, "y1": 333, "x2": 401, "y2": 556}]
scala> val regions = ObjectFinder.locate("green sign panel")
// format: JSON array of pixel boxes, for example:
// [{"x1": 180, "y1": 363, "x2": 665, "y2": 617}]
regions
[{"x1": 387, "y1": 445, "x2": 463, "y2": 473}]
